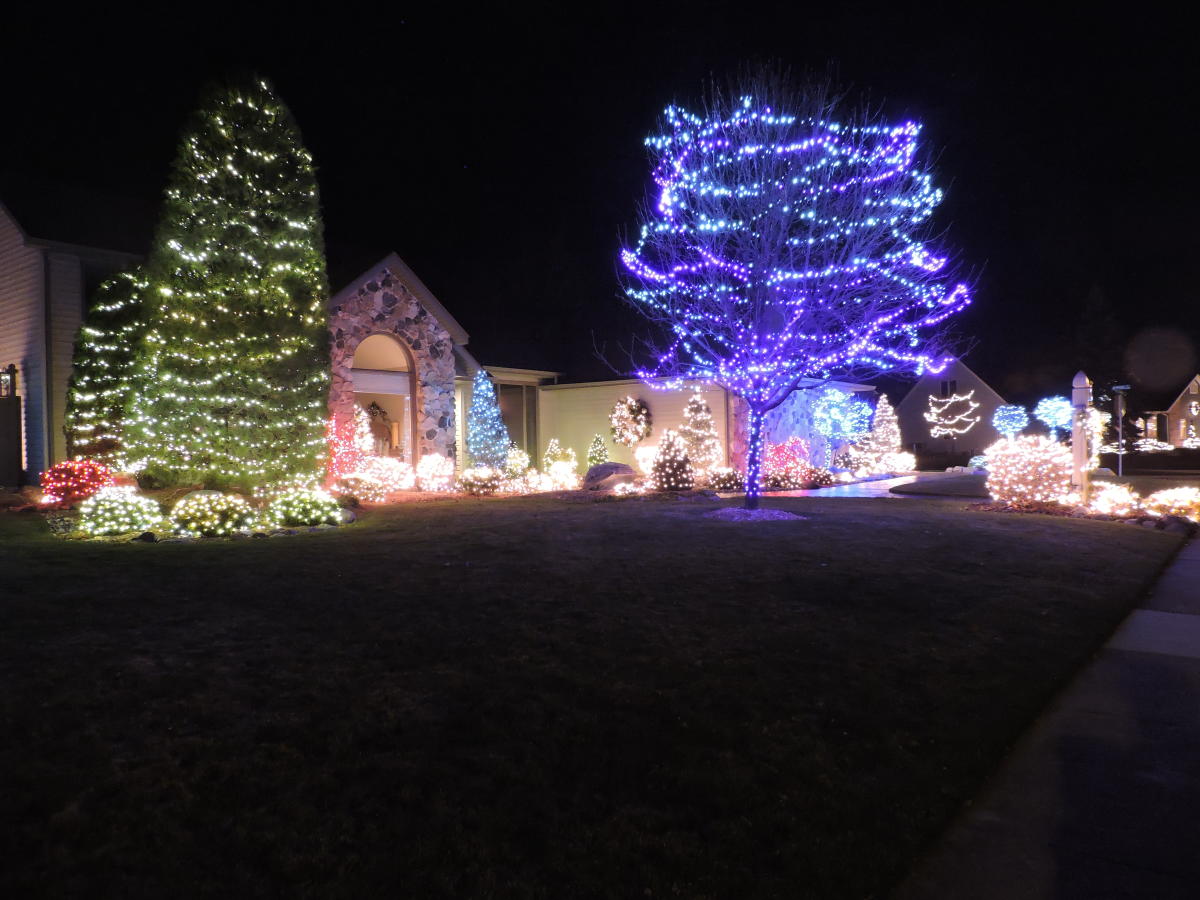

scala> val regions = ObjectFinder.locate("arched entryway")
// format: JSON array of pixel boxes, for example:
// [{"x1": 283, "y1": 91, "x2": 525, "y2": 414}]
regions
[{"x1": 349, "y1": 333, "x2": 418, "y2": 465}]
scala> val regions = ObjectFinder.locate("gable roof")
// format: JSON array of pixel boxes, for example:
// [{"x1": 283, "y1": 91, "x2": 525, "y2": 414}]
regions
[
  {"x1": 330, "y1": 251, "x2": 470, "y2": 346},
  {"x1": 1144, "y1": 374, "x2": 1200, "y2": 413},
  {"x1": 896, "y1": 357, "x2": 1006, "y2": 411}
]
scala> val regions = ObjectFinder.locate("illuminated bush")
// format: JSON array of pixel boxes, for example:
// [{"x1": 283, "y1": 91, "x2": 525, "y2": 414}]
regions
[
  {"x1": 265, "y1": 488, "x2": 342, "y2": 527},
  {"x1": 649, "y1": 430, "x2": 695, "y2": 491},
  {"x1": 1142, "y1": 487, "x2": 1200, "y2": 522},
  {"x1": 40, "y1": 458, "x2": 115, "y2": 504},
  {"x1": 335, "y1": 457, "x2": 415, "y2": 502},
  {"x1": 459, "y1": 466, "x2": 504, "y2": 495},
  {"x1": 541, "y1": 438, "x2": 578, "y2": 474},
  {"x1": 1088, "y1": 483, "x2": 1140, "y2": 517},
  {"x1": 542, "y1": 460, "x2": 581, "y2": 490},
  {"x1": 416, "y1": 453, "x2": 455, "y2": 491},
  {"x1": 170, "y1": 492, "x2": 256, "y2": 537},
  {"x1": 708, "y1": 466, "x2": 746, "y2": 492},
  {"x1": 983, "y1": 436, "x2": 1072, "y2": 506},
  {"x1": 505, "y1": 443, "x2": 531, "y2": 478},
  {"x1": 78, "y1": 486, "x2": 162, "y2": 535}
]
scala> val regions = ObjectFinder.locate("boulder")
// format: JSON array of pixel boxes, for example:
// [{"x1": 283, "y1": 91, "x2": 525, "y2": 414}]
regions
[{"x1": 583, "y1": 462, "x2": 636, "y2": 491}]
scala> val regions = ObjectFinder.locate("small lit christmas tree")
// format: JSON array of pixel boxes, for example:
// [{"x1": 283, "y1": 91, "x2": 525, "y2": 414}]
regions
[
  {"x1": 466, "y1": 369, "x2": 510, "y2": 469},
  {"x1": 649, "y1": 429, "x2": 694, "y2": 491},
  {"x1": 679, "y1": 390, "x2": 722, "y2": 474},
  {"x1": 65, "y1": 271, "x2": 148, "y2": 463},
  {"x1": 586, "y1": 433, "x2": 609, "y2": 467},
  {"x1": 123, "y1": 76, "x2": 330, "y2": 489},
  {"x1": 854, "y1": 394, "x2": 901, "y2": 468},
  {"x1": 542, "y1": 438, "x2": 577, "y2": 472}
]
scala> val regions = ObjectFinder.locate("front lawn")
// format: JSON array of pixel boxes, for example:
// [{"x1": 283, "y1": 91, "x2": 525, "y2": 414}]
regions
[{"x1": 0, "y1": 496, "x2": 1182, "y2": 898}]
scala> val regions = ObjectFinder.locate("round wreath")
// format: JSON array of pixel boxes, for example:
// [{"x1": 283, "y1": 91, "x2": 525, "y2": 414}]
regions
[{"x1": 610, "y1": 396, "x2": 652, "y2": 447}]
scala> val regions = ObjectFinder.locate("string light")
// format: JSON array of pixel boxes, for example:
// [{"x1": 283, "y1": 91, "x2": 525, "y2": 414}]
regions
[
  {"x1": 542, "y1": 438, "x2": 578, "y2": 474},
  {"x1": 264, "y1": 488, "x2": 342, "y2": 527},
  {"x1": 925, "y1": 391, "x2": 980, "y2": 438},
  {"x1": 649, "y1": 429, "x2": 695, "y2": 490},
  {"x1": 78, "y1": 486, "x2": 163, "y2": 535},
  {"x1": 813, "y1": 387, "x2": 872, "y2": 463},
  {"x1": 983, "y1": 436, "x2": 1072, "y2": 506},
  {"x1": 678, "y1": 390, "x2": 723, "y2": 475},
  {"x1": 466, "y1": 370, "x2": 510, "y2": 468},
  {"x1": 1033, "y1": 396, "x2": 1072, "y2": 442},
  {"x1": 1142, "y1": 487, "x2": 1200, "y2": 521},
  {"x1": 39, "y1": 459, "x2": 115, "y2": 504},
  {"x1": 170, "y1": 493, "x2": 257, "y2": 537},
  {"x1": 459, "y1": 466, "x2": 504, "y2": 495},
  {"x1": 610, "y1": 397, "x2": 652, "y2": 447},
  {"x1": 416, "y1": 453, "x2": 455, "y2": 491},
  {"x1": 586, "y1": 434, "x2": 610, "y2": 468}
]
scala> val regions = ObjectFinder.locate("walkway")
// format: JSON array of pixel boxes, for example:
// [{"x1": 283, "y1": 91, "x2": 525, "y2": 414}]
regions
[
  {"x1": 767, "y1": 472, "x2": 971, "y2": 499},
  {"x1": 894, "y1": 537, "x2": 1200, "y2": 899}
]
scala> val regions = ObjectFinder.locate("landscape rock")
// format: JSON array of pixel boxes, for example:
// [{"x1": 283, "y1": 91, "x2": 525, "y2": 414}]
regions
[
  {"x1": 341, "y1": 508, "x2": 357, "y2": 524},
  {"x1": 583, "y1": 462, "x2": 636, "y2": 491},
  {"x1": 130, "y1": 531, "x2": 158, "y2": 543}
]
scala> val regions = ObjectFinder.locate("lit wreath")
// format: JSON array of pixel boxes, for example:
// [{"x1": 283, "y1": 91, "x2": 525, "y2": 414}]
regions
[{"x1": 609, "y1": 396, "x2": 652, "y2": 447}]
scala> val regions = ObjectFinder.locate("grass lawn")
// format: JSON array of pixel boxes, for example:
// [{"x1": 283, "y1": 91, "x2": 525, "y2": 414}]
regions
[
  {"x1": 888, "y1": 473, "x2": 989, "y2": 497},
  {"x1": 0, "y1": 496, "x2": 1183, "y2": 898},
  {"x1": 1091, "y1": 472, "x2": 1200, "y2": 495}
]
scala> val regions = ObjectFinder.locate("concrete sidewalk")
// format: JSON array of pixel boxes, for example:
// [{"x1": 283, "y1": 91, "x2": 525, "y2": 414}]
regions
[{"x1": 894, "y1": 538, "x2": 1200, "y2": 900}]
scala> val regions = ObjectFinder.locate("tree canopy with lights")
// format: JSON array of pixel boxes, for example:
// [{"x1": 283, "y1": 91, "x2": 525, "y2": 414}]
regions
[
  {"x1": 121, "y1": 77, "x2": 330, "y2": 488},
  {"x1": 619, "y1": 76, "x2": 970, "y2": 506}
]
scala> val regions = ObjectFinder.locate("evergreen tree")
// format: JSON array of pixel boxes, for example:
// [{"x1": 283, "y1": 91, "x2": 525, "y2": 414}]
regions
[
  {"x1": 586, "y1": 433, "x2": 609, "y2": 467},
  {"x1": 856, "y1": 394, "x2": 902, "y2": 462},
  {"x1": 123, "y1": 77, "x2": 330, "y2": 488},
  {"x1": 678, "y1": 390, "x2": 722, "y2": 473},
  {"x1": 65, "y1": 271, "x2": 147, "y2": 463},
  {"x1": 466, "y1": 369, "x2": 510, "y2": 468},
  {"x1": 542, "y1": 437, "x2": 576, "y2": 471},
  {"x1": 649, "y1": 429, "x2": 694, "y2": 491}
]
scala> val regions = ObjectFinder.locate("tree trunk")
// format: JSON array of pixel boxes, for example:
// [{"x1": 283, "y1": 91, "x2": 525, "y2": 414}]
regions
[{"x1": 744, "y1": 405, "x2": 766, "y2": 510}]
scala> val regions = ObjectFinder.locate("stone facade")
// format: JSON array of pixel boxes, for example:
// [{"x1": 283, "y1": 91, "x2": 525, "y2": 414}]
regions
[{"x1": 328, "y1": 267, "x2": 458, "y2": 460}]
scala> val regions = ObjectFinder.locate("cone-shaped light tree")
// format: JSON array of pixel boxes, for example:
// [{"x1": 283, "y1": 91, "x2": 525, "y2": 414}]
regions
[
  {"x1": 466, "y1": 369, "x2": 510, "y2": 468},
  {"x1": 586, "y1": 433, "x2": 609, "y2": 467},
  {"x1": 65, "y1": 271, "x2": 148, "y2": 463},
  {"x1": 855, "y1": 393, "x2": 901, "y2": 466},
  {"x1": 620, "y1": 77, "x2": 970, "y2": 508},
  {"x1": 123, "y1": 77, "x2": 330, "y2": 488},
  {"x1": 679, "y1": 390, "x2": 723, "y2": 474}
]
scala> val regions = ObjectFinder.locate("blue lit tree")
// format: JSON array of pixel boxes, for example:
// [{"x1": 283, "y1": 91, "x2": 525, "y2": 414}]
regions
[
  {"x1": 1034, "y1": 396, "x2": 1072, "y2": 442},
  {"x1": 812, "y1": 387, "x2": 872, "y2": 464},
  {"x1": 991, "y1": 404, "x2": 1029, "y2": 440},
  {"x1": 466, "y1": 369, "x2": 510, "y2": 468},
  {"x1": 620, "y1": 78, "x2": 971, "y2": 508}
]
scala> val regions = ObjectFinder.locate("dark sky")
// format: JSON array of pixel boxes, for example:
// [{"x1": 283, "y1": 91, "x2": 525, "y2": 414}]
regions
[{"x1": 3, "y1": 7, "x2": 1197, "y2": 405}]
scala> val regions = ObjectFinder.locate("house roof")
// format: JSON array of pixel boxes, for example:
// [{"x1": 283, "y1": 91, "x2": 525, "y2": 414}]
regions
[
  {"x1": 1142, "y1": 374, "x2": 1200, "y2": 413},
  {"x1": 329, "y1": 251, "x2": 470, "y2": 346},
  {"x1": 0, "y1": 171, "x2": 151, "y2": 260},
  {"x1": 896, "y1": 358, "x2": 1006, "y2": 411}
]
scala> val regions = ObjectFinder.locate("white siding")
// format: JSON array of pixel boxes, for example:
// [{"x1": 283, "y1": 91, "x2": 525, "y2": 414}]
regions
[
  {"x1": 0, "y1": 206, "x2": 46, "y2": 477},
  {"x1": 47, "y1": 252, "x2": 85, "y2": 465},
  {"x1": 537, "y1": 380, "x2": 729, "y2": 471},
  {"x1": 895, "y1": 359, "x2": 1006, "y2": 456}
]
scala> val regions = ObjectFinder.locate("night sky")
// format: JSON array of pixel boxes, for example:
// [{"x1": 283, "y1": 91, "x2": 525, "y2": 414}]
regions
[{"x1": 3, "y1": 8, "x2": 1196, "y2": 406}]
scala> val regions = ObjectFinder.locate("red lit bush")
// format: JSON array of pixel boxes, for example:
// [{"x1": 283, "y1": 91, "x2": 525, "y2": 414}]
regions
[{"x1": 40, "y1": 459, "x2": 115, "y2": 504}]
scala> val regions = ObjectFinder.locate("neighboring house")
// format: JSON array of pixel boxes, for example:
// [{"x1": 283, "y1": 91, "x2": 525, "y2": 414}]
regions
[
  {"x1": 0, "y1": 187, "x2": 142, "y2": 481},
  {"x1": 2, "y1": 187, "x2": 873, "y2": 483},
  {"x1": 895, "y1": 357, "x2": 1006, "y2": 457},
  {"x1": 1143, "y1": 374, "x2": 1200, "y2": 446}
]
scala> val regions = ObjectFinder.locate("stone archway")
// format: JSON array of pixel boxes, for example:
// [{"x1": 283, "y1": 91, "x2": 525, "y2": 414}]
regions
[{"x1": 329, "y1": 268, "x2": 457, "y2": 460}]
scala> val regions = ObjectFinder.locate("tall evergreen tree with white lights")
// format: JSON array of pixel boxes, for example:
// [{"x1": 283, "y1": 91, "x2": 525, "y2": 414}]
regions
[
  {"x1": 679, "y1": 390, "x2": 722, "y2": 473},
  {"x1": 65, "y1": 271, "x2": 148, "y2": 463},
  {"x1": 466, "y1": 369, "x2": 510, "y2": 468},
  {"x1": 620, "y1": 74, "x2": 970, "y2": 508},
  {"x1": 123, "y1": 77, "x2": 330, "y2": 488},
  {"x1": 856, "y1": 394, "x2": 901, "y2": 461}
]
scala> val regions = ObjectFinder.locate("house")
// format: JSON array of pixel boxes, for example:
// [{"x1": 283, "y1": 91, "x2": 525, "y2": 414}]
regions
[
  {"x1": 894, "y1": 357, "x2": 1006, "y2": 457},
  {"x1": 2, "y1": 186, "x2": 872, "y2": 485},
  {"x1": 0, "y1": 179, "x2": 144, "y2": 482},
  {"x1": 1142, "y1": 374, "x2": 1200, "y2": 447}
]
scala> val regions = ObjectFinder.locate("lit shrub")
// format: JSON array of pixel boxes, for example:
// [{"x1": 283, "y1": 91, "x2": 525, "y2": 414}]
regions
[
  {"x1": 968, "y1": 454, "x2": 988, "y2": 470},
  {"x1": 1142, "y1": 487, "x2": 1200, "y2": 522},
  {"x1": 649, "y1": 430, "x2": 694, "y2": 491},
  {"x1": 40, "y1": 458, "x2": 115, "y2": 504},
  {"x1": 542, "y1": 459, "x2": 581, "y2": 490},
  {"x1": 170, "y1": 492, "x2": 256, "y2": 537},
  {"x1": 983, "y1": 436, "x2": 1072, "y2": 506},
  {"x1": 265, "y1": 488, "x2": 342, "y2": 527},
  {"x1": 1088, "y1": 483, "x2": 1140, "y2": 517},
  {"x1": 78, "y1": 486, "x2": 162, "y2": 535},
  {"x1": 459, "y1": 466, "x2": 504, "y2": 495},
  {"x1": 708, "y1": 466, "x2": 746, "y2": 492},
  {"x1": 416, "y1": 453, "x2": 455, "y2": 491},
  {"x1": 885, "y1": 451, "x2": 916, "y2": 473},
  {"x1": 505, "y1": 443, "x2": 531, "y2": 478}
]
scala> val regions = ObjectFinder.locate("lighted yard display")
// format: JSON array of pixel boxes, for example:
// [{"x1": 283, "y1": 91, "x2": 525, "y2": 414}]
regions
[
  {"x1": 610, "y1": 397, "x2": 652, "y2": 447},
  {"x1": 983, "y1": 436, "x2": 1072, "y2": 506},
  {"x1": 649, "y1": 430, "x2": 695, "y2": 491},
  {"x1": 991, "y1": 404, "x2": 1029, "y2": 440},
  {"x1": 40, "y1": 459, "x2": 115, "y2": 504},
  {"x1": 170, "y1": 493, "x2": 257, "y2": 537},
  {"x1": 925, "y1": 391, "x2": 980, "y2": 438},
  {"x1": 851, "y1": 394, "x2": 914, "y2": 474},
  {"x1": 466, "y1": 369, "x2": 510, "y2": 469},
  {"x1": 1033, "y1": 396, "x2": 1073, "y2": 442},
  {"x1": 679, "y1": 390, "x2": 723, "y2": 474},
  {"x1": 264, "y1": 488, "x2": 342, "y2": 527},
  {"x1": 813, "y1": 388, "x2": 872, "y2": 463},
  {"x1": 78, "y1": 486, "x2": 163, "y2": 535},
  {"x1": 619, "y1": 78, "x2": 970, "y2": 508},
  {"x1": 120, "y1": 78, "x2": 330, "y2": 489},
  {"x1": 586, "y1": 434, "x2": 610, "y2": 467},
  {"x1": 64, "y1": 272, "x2": 148, "y2": 463}
]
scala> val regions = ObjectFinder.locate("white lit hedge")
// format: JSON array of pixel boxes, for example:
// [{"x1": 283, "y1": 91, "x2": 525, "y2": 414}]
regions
[
  {"x1": 983, "y1": 436, "x2": 1072, "y2": 506},
  {"x1": 265, "y1": 488, "x2": 342, "y2": 527},
  {"x1": 1142, "y1": 487, "x2": 1200, "y2": 522},
  {"x1": 171, "y1": 493, "x2": 256, "y2": 537},
  {"x1": 78, "y1": 486, "x2": 162, "y2": 535},
  {"x1": 459, "y1": 466, "x2": 503, "y2": 495}
]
